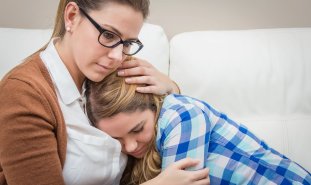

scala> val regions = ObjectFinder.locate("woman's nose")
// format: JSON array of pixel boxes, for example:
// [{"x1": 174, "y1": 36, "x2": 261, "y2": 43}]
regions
[{"x1": 107, "y1": 44, "x2": 123, "y2": 63}]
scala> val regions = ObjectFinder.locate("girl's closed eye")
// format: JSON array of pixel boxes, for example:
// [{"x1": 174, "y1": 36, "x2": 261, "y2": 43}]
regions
[
  {"x1": 132, "y1": 125, "x2": 144, "y2": 133},
  {"x1": 131, "y1": 121, "x2": 146, "y2": 133}
]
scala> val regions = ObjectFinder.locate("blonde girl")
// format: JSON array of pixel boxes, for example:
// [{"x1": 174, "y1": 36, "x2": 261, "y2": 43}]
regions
[{"x1": 86, "y1": 72, "x2": 311, "y2": 185}]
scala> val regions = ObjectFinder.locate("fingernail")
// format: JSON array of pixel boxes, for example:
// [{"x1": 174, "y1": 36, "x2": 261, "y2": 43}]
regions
[
  {"x1": 118, "y1": 70, "x2": 124, "y2": 75},
  {"x1": 125, "y1": 78, "x2": 131, "y2": 83}
]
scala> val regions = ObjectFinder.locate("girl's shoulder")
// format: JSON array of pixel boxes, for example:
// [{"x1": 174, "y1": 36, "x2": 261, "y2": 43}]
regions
[
  {"x1": 159, "y1": 94, "x2": 226, "y2": 128},
  {"x1": 159, "y1": 94, "x2": 212, "y2": 127},
  {"x1": 162, "y1": 94, "x2": 213, "y2": 112}
]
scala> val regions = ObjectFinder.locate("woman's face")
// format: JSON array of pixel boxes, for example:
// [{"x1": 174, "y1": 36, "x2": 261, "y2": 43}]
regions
[
  {"x1": 97, "y1": 110, "x2": 155, "y2": 158},
  {"x1": 65, "y1": 2, "x2": 144, "y2": 83}
]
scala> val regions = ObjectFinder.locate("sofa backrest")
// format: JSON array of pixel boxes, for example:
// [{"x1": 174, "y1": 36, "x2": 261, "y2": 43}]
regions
[
  {"x1": 0, "y1": 23, "x2": 169, "y2": 79},
  {"x1": 169, "y1": 28, "x2": 311, "y2": 171},
  {"x1": 0, "y1": 28, "x2": 52, "y2": 79}
]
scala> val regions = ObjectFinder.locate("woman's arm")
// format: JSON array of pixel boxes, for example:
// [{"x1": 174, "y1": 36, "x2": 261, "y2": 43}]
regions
[
  {"x1": 0, "y1": 79, "x2": 65, "y2": 185},
  {"x1": 142, "y1": 158, "x2": 210, "y2": 185},
  {"x1": 117, "y1": 57, "x2": 180, "y2": 95}
]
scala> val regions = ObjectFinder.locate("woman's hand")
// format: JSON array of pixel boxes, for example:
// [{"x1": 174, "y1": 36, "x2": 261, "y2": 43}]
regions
[
  {"x1": 142, "y1": 158, "x2": 210, "y2": 185},
  {"x1": 117, "y1": 57, "x2": 180, "y2": 95}
]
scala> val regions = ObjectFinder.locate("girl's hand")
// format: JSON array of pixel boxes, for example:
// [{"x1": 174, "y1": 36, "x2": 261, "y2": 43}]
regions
[
  {"x1": 143, "y1": 158, "x2": 210, "y2": 185},
  {"x1": 117, "y1": 57, "x2": 180, "y2": 95}
]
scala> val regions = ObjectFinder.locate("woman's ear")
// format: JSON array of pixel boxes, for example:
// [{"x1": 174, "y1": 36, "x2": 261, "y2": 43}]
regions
[{"x1": 64, "y1": 2, "x2": 81, "y2": 33}]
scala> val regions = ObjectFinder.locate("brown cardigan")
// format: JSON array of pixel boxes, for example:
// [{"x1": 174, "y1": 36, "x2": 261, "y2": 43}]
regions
[{"x1": 0, "y1": 54, "x2": 67, "y2": 185}]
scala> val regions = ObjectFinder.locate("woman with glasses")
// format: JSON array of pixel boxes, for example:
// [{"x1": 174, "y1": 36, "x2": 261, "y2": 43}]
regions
[{"x1": 0, "y1": 0, "x2": 209, "y2": 185}]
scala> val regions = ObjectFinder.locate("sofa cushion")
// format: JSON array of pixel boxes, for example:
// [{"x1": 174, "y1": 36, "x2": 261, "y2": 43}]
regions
[
  {"x1": 0, "y1": 23, "x2": 169, "y2": 79},
  {"x1": 169, "y1": 28, "x2": 311, "y2": 171},
  {"x1": 135, "y1": 23, "x2": 169, "y2": 75}
]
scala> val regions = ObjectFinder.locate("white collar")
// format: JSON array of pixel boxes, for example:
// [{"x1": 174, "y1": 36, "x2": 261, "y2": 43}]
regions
[{"x1": 40, "y1": 38, "x2": 83, "y2": 105}]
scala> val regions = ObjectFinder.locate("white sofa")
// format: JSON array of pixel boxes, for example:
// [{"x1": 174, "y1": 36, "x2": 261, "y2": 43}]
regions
[{"x1": 0, "y1": 23, "x2": 310, "y2": 172}]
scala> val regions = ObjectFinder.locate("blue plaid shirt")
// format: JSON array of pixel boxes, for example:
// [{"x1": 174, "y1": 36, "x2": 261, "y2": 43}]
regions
[{"x1": 156, "y1": 94, "x2": 311, "y2": 184}]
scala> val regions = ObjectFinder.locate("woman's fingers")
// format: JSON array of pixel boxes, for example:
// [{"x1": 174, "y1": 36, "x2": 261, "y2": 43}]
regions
[
  {"x1": 117, "y1": 57, "x2": 178, "y2": 95},
  {"x1": 124, "y1": 75, "x2": 153, "y2": 85},
  {"x1": 191, "y1": 168, "x2": 210, "y2": 181},
  {"x1": 155, "y1": 158, "x2": 210, "y2": 185},
  {"x1": 194, "y1": 177, "x2": 210, "y2": 185},
  {"x1": 118, "y1": 58, "x2": 152, "y2": 70},
  {"x1": 170, "y1": 158, "x2": 210, "y2": 184},
  {"x1": 118, "y1": 66, "x2": 151, "y2": 77},
  {"x1": 136, "y1": 86, "x2": 161, "y2": 94},
  {"x1": 172, "y1": 158, "x2": 200, "y2": 170}
]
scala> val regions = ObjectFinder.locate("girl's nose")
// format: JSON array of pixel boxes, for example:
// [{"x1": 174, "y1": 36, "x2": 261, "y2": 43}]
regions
[{"x1": 123, "y1": 138, "x2": 138, "y2": 153}]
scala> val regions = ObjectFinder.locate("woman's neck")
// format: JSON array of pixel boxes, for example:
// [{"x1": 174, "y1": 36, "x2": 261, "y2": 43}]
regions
[{"x1": 54, "y1": 38, "x2": 85, "y2": 93}]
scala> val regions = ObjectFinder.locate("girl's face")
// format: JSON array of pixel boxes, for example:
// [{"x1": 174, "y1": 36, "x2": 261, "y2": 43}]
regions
[
  {"x1": 64, "y1": 2, "x2": 144, "y2": 83},
  {"x1": 97, "y1": 110, "x2": 155, "y2": 158}
]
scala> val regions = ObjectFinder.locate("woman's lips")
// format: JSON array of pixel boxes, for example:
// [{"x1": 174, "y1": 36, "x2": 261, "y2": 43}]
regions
[
  {"x1": 96, "y1": 63, "x2": 113, "y2": 72},
  {"x1": 98, "y1": 63, "x2": 112, "y2": 69}
]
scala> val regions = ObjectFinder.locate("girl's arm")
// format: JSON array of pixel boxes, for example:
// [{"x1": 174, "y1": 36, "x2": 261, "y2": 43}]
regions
[
  {"x1": 117, "y1": 57, "x2": 180, "y2": 95},
  {"x1": 141, "y1": 158, "x2": 210, "y2": 185},
  {"x1": 159, "y1": 103, "x2": 212, "y2": 171}
]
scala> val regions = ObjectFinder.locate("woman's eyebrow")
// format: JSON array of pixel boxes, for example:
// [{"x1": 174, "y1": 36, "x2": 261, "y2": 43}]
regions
[
  {"x1": 102, "y1": 24, "x2": 122, "y2": 35},
  {"x1": 102, "y1": 24, "x2": 139, "y2": 40}
]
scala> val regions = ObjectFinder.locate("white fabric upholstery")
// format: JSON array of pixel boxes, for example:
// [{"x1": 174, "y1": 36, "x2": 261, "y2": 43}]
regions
[
  {"x1": 0, "y1": 28, "x2": 52, "y2": 79},
  {"x1": 0, "y1": 24, "x2": 310, "y2": 172},
  {"x1": 169, "y1": 28, "x2": 311, "y2": 172},
  {"x1": 135, "y1": 23, "x2": 169, "y2": 75}
]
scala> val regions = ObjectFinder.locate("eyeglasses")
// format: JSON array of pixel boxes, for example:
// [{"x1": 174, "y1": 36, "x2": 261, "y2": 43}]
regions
[{"x1": 79, "y1": 7, "x2": 143, "y2": 56}]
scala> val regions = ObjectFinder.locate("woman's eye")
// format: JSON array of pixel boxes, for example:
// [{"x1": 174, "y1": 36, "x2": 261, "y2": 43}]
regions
[
  {"x1": 123, "y1": 42, "x2": 132, "y2": 48},
  {"x1": 102, "y1": 31, "x2": 116, "y2": 40}
]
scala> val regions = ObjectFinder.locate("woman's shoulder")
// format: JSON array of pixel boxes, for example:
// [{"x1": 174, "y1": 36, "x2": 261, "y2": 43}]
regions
[
  {"x1": 1, "y1": 53, "x2": 53, "y2": 92},
  {"x1": 0, "y1": 53, "x2": 57, "y2": 108}
]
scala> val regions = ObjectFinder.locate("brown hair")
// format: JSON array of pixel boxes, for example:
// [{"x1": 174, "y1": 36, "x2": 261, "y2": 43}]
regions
[
  {"x1": 85, "y1": 71, "x2": 163, "y2": 185},
  {"x1": 52, "y1": 0, "x2": 150, "y2": 39},
  {"x1": 31, "y1": 0, "x2": 150, "y2": 55}
]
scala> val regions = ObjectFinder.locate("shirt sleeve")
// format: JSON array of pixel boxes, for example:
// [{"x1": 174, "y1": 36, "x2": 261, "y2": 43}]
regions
[
  {"x1": 0, "y1": 79, "x2": 65, "y2": 185},
  {"x1": 159, "y1": 102, "x2": 212, "y2": 171}
]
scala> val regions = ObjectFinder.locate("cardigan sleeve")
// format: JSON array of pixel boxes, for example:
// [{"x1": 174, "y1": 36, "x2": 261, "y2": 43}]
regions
[
  {"x1": 158, "y1": 102, "x2": 212, "y2": 171},
  {"x1": 0, "y1": 78, "x2": 65, "y2": 185}
]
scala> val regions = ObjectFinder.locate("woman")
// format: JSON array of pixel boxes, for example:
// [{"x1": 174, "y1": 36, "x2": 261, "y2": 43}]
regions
[
  {"x1": 86, "y1": 72, "x2": 311, "y2": 185},
  {"x1": 0, "y1": 0, "x2": 209, "y2": 184}
]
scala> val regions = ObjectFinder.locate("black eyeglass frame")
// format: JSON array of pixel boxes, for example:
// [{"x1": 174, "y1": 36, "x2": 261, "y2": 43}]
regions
[{"x1": 79, "y1": 7, "x2": 144, "y2": 56}]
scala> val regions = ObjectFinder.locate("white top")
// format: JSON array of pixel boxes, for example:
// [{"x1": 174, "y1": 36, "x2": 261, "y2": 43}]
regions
[{"x1": 40, "y1": 38, "x2": 127, "y2": 185}]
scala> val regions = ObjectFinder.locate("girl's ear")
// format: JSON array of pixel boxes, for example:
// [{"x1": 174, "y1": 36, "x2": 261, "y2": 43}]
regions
[{"x1": 64, "y1": 2, "x2": 82, "y2": 33}]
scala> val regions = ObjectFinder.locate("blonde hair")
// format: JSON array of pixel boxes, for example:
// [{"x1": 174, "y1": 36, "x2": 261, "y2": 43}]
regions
[
  {"x1": 30, "y1": 0, "x2": 150, "y2": 57},
  {"x1": 85, "y1": 71, "x2": 163, "y2": 184}
]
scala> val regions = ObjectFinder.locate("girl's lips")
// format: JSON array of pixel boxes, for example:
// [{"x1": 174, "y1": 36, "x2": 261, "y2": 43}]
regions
[{"x1": 130, "y1": 145, "x2": 147, "y2": 157}]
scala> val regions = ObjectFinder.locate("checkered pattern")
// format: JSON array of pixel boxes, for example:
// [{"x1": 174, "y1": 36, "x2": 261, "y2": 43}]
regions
[{"x1": 156, "y1": 94, "x2": 311, "y2": 184}]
